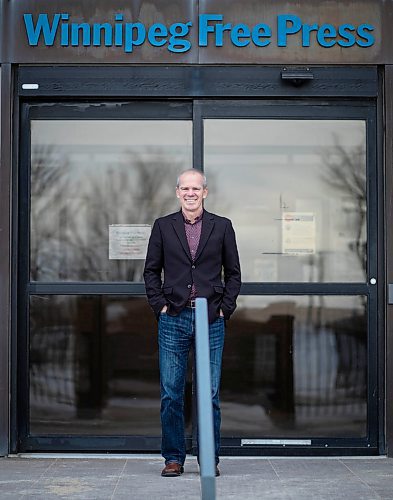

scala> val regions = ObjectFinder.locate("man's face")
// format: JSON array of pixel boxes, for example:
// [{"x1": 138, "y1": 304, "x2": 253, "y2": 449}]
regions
[{"x1": 176, "y1": 171, "x2": 208, "y2": 215}]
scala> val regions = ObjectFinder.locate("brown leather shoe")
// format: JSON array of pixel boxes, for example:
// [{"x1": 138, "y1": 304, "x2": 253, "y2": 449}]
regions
[{"x1": 161, "y1": 462, "x2": 184, "y2": 477}]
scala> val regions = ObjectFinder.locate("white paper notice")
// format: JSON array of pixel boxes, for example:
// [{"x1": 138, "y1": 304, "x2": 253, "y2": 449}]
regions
[
  {"x1": 109, "y1": 224, "x2": 151, "y2": 260},
  {"x1": 282, "y1": 212, "x2": 316, "y2": 255}
]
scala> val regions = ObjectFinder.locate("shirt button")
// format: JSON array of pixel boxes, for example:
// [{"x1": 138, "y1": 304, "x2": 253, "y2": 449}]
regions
[
  {"x1": 187, "y1": 284, "x2": 192, "y2": 288},
  {"x1": 192, "y1": 265, "x2": 195, "y2": 269}
]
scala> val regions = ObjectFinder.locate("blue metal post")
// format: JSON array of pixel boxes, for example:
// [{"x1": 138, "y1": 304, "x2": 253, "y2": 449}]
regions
[{"x1": 195, "y1": 298, "x2": 216, "y2": 500}]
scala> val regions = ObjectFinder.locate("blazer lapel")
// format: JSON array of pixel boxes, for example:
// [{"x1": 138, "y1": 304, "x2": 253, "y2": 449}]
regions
[
  {"x1": 194, "y1": 211, "x2": 215, "y2": 262},
  {"x1": 172, "y1": 211, "x2": 192, "y2": 261}
]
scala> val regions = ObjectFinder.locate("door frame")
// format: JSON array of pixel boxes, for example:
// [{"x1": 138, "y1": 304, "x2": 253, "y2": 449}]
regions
[
  {"x1": 13, "y1": 66, "x2": 383, "y2": 455},
  {"x1": 195, "y1": 99, "x2": 379, "y2": 455}
]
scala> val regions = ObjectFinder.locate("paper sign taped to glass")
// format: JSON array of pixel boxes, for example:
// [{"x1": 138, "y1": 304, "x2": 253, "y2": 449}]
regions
[
  {"x1": 282, "y1": 212, "x2": 316, "y2": 255},
  {"x1": 109, "y1": 224, "x2": 151, "y2": 260}
]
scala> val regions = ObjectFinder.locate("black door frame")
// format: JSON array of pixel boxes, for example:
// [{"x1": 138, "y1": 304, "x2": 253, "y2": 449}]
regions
[
  {"x1": 195, "y1": 99, "x2": 379, "y2": 456},
  {"x1": 14, "y1": 66, "x2": 383, "y2": 455}
]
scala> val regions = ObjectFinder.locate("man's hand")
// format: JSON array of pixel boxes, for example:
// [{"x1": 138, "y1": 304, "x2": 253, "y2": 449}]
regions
[
  {"x1": 219, "y1": 309, "x2": 224, "y2": 317},
  {"x1": 161, "y1": 305, "x2": 168, "y2": 313}
]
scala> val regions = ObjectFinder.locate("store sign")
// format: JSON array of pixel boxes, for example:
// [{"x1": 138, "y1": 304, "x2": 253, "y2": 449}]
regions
[{"x1": 23, "y1": 13, "x2": 375, "y2": 53}]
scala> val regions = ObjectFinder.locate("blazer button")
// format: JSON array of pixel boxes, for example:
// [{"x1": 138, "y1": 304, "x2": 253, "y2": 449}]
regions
[
  {"x1": 192, "y1": 265, "x2": 195, "y2": 269},
  {"x1": 187, "y1": 284, "x2": 192, "y2": 288}
]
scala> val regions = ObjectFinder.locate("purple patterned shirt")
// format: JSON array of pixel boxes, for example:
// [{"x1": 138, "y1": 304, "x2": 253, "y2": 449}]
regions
[{"x1": 183, "y1": 211, "x2": 203, "y2": 299}]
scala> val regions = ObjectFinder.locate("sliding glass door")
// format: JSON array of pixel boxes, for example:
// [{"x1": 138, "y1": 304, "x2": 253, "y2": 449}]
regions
[
  {"x1": 18, "y1": 98, "x2": 378, "y2": 453},
  {"x1": 199, "y1": 101, "x2": 377, "y2": 451}
]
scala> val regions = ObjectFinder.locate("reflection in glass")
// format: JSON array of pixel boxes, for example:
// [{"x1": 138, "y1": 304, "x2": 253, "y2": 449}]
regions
[
  {"x1": 221, "y1": 295, "x2": 367, "y2": 438},
  {"x1": 29, "y1": 295, "x2": 193, "y2": 436},
  {"x1": 30, "y1": 294, "x2": 367, "y2": 439},
  {"x1": 30, "y1": 120, "x2": 192, "y2": 282},
  {"x1": 204, "y1": 119, "x2": 367, "y2": 282}
]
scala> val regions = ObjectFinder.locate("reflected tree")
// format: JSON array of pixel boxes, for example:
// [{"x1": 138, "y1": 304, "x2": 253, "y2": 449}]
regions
[
  {"x1": 73, "y1": 147, "x2": 183, "y2": 281},
  {"x1": 30, "y1": 146, "x2": 69, "y2": 280},
  {"x1": 320, "y1": 137, "x2": 367, "y2": 398},
  {"x1": 31, "y1": 144, "x2": 218, "y2": 281},
  {"x1": 320, "y1": 137, "x2": 367, "y2": 280}
]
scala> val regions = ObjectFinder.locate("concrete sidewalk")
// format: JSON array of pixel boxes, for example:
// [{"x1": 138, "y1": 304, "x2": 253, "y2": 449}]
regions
[{"x1": 0, "y1": 455, "x2": 392, "y2": 499}]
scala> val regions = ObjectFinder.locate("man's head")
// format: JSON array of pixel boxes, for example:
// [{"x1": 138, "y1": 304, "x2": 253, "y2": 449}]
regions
[{"x1": 176, "y1": 169, "x2": 208, "y2": 217}]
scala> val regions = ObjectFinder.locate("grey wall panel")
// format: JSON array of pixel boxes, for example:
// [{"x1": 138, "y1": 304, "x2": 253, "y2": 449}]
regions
[
  {"x1": 385, "y1": 66, "x2": 393, "y2": 457},
  {"x1": 0, "y1": 64, "x2": 11, "y2": 456},
  {"x1": 7, "y1": 0, "x2": 198, "y2": 64},
  {"x1": 2, "y1": 0, "x2": 393, "y2": 64},
  {"x1": 199, "y1": 0, "x2": 393, "y2": 64}
]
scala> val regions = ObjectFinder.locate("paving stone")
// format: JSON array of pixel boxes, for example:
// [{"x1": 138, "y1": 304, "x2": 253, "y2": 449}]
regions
[
  {"x1": 269, "y1": 459, "x2": 354, "y2": 480},
  {"x1": 19, "y1": 477, "x2": 116, "y2": 500},
  {"x1": 0, "y1": 458, "x2": 55, "y2": 481}
]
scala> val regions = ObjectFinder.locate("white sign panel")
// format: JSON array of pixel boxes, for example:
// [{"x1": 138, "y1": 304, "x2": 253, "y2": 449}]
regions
[
  {"x1": 109, "y1": 224, "x2": 151, "y2": 260},
  {"x1": 282, "y1": 212, "x2": 316, "y2": 255}
]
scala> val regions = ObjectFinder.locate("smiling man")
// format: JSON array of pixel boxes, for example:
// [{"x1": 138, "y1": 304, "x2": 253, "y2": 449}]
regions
[{"x1": 143, "y1": 168, "x2": 241, "y2": 477}]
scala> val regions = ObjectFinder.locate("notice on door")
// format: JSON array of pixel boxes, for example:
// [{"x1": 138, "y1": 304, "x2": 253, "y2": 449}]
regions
[
  {"x1": 109, "y1": 224, "x2": 151, "y2": 260},
  {"x1": 282, "y1": 212, "x2": 316, "y2": 255}
]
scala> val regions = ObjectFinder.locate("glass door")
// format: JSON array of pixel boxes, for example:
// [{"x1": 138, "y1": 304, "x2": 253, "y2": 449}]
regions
[
  {"x1": 198, "y1": 100, "x2": 378, "y2": 452},
  {"x1": 17, "y1": 98, "x2": 378, "y2": 454},
  {"x1": 18, "y1": 101, "x2": 193, "y2": 451}
]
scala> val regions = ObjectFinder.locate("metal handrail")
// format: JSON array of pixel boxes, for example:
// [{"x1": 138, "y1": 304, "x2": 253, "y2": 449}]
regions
[{"x1": 195, "y1": 298, "x2": 216, "y2": 500}]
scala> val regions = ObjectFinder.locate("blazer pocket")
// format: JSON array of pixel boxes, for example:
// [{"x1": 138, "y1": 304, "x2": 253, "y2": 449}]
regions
[
  {"x1": 213, "y1": 285, "x2": 224, "y2": 294},
  {"x1": 163, "y1": 287, "x2": 173, "y2": 295}
]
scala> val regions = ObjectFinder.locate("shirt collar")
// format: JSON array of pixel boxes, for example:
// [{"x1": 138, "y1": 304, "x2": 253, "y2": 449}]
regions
[{"x1": 182, "y1": 209, "x2": 204, "y2": 224}]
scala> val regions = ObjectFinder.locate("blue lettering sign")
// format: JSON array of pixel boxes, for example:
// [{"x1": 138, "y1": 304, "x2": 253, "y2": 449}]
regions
[
  {"x1": 23, "y1": 13, "x2": 376, "y2": 53},
  {"x1": 356, "y1": 24, "x2": 375, "y2": 47},
  {"x1": 277, "y1": 14, "x2": 302, "y2": 47},
  {"x1": 24, "y1": 13, "x2": 61, "y2": 46}
]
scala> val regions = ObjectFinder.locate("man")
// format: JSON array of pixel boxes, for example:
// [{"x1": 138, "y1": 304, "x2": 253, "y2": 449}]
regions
[{"x1": 143, "y1": 168, "x2": 241, "y2": 477}]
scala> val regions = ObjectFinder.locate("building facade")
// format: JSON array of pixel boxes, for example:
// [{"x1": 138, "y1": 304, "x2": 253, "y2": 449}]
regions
[{"x1": 1, "y1": 0, "x2": 393, "y2": 456}]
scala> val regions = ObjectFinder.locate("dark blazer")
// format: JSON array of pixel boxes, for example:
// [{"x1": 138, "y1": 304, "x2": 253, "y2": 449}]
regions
[{"x1": 143, "y1": 209, "x2": 241, "y2": 324}]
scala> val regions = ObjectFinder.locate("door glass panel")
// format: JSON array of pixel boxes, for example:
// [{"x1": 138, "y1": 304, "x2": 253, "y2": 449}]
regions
[
  {"x1": 204, "y1": 119, "x2": 367, "y2": 282},
  {"x1": 221, "y1": 295, "x2": 367, "y2": 438},
  {"x1": 30, "y1": 120, "x2": 192, "y2": 282},
  {"x1": 29, "y1": 295, "x2": 193, "y2": 436}
]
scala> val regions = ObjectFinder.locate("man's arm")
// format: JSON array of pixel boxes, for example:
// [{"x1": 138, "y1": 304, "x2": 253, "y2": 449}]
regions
[
  {"x1": 221, "y1": 220, "x2": 242, "y2": 319},
  {"x1": 143, "y1": 220, "x2": 167, "y2": 318}
]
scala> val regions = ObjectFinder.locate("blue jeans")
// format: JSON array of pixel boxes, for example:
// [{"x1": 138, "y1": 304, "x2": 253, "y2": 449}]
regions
[{"x1": 158, "y1": 307, "x2": 225, "y2": 466}]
